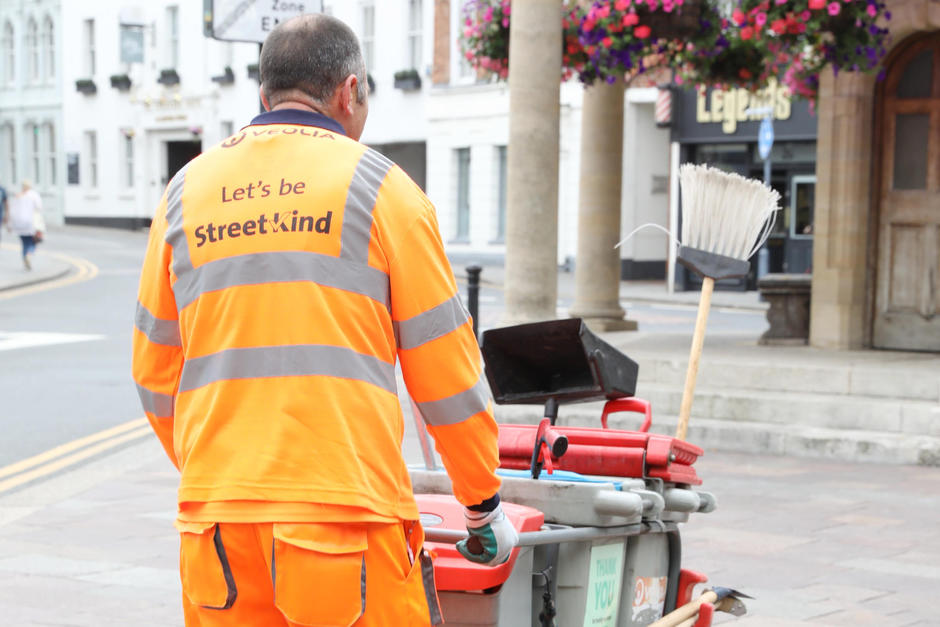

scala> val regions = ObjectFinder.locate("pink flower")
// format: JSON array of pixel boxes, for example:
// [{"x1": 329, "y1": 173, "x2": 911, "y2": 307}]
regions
[
  {"x1": 615, "y1": 0, "x2": 630, "y2": 9},
  {"x1": 775, "y1": 0, "x2": 787, "y2": 4},
  {"x1": 663, "y1": 1, "x2": 675, "y2": 12},
  {"x1": 634, "y1": 24, "x2": 652, "y2": 38},
  {"x1": 808, "y1": 0, "x2": 825, "y2": 9},
  {"x1": 602, "y1": 36, "x2": 613, "y2": 47},
  {"x1": 622, "y1": 12, "x2": 639, "y2": 26},
  {"x1": 463, "y1": 27, "x2": 472, "y2": 38},
  {"x1": 483, "y1": 6, "x2": 493, "y2": 22},
  {"x1": 827, "y1": 2, "x2": 840, "y2": 14},
  {"x1": 502, "y1": 17, "x2": 509, "y2": 27},
  {"x1": 598, "y1": 5, "x2": 610, "y2": 18},
  {"x1": 584, "y1": 18, "x2": 596, "y2": 32},
  {"x1": 732, "y1": 8, "x2": 747, "y2": 24},
  {"x1": 741, "y1": 26, "x2": 754, "y2": 39},
  {"x1": 866, "y1": 3, "x2": 877, "y2": 15},
  {"x1": 800, "y1": 9, "x2": 812, "y2": 19},
  {"x1": 755, "y1": 12, "x2": 767, "y2": 25},
  {"x1": 465, "y1": 50, "x2": 474, "y2": 60}
]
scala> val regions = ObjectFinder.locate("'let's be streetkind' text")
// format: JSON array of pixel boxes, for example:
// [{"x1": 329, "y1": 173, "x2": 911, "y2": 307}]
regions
[{"x1": 194, "y1": 177, "x2": 331, "y2": 247}]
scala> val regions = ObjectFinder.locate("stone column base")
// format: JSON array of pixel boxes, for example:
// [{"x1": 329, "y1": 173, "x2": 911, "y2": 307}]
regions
[{"x1": 579, "y1": 317, "x2": 639, "y2": 332}]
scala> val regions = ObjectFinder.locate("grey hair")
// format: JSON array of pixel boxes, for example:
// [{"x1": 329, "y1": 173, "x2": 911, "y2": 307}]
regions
[{"x1": 260, "y1": 14, "x2": 367, "y2": 107}]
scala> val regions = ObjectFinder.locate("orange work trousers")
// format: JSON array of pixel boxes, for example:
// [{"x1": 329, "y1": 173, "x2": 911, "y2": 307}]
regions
[{"x1": 177, "y1": 520, "x2": 441, "y2": 626}]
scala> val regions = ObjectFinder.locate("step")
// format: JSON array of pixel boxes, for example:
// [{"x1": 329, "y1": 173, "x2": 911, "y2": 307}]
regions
[
  {"x1": 635, "y1": 384, "x2": 940, "y2": 437},
  {"x1": 493, "y1": 405, "x2": 940, "y2": 467},
  {"x1": 630, "y1": 354, "x2": 940, "y2": 403}
]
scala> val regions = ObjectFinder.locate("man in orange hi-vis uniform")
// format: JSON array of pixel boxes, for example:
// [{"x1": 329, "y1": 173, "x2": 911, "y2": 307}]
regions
[{"x1": 132, "y1": 14, "x2": 518, "y2": 627}]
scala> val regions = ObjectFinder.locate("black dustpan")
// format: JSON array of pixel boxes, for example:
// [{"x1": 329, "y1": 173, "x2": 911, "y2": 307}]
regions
[{"x1": 481, "y1": 318, "x2": 639, "y2": 406}]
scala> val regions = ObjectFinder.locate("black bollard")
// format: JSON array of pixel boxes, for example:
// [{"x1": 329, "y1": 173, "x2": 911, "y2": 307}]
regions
[{"x1": 466, "y1": 265, "x2": 482, "y2": 342}]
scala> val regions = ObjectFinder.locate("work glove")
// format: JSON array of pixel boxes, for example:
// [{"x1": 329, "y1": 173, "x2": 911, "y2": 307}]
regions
[{"x1": 456, "y1": 502, "x2": 519, "y2": 566}]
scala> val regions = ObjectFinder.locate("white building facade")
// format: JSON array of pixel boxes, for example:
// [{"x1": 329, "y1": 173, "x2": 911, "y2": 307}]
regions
[
  {"x1": 60, "y1": 1, "x2": 260, "y2": 228},
  {"x1": 0, "y1": 0, "x2": 63, "y2": 224}
]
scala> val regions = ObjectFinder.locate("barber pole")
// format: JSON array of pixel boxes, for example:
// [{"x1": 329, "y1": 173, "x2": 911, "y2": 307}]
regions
[{"x1": 655, "y1": 88, "x2": 672, "y2": 127}]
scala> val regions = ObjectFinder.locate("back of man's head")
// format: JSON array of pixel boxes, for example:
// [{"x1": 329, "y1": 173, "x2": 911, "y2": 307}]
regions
[{"x1": 260, "y1": 14, "x2": 366, "y2": 108}]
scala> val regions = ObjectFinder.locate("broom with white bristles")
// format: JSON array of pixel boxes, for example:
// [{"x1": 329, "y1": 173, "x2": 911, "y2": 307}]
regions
[{"x1": 674, "y1": 164, "x2": 780, "y2": 441}]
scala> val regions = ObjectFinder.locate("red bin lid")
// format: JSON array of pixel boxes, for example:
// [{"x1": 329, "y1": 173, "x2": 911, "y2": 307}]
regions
[{"x1": 416, "y1": 494, "x2": 544, "y2": 592}]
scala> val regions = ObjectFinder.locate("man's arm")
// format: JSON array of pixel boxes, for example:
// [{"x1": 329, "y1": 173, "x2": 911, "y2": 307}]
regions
[
  {"x1": 132, "y1": 195, "x2": 184, "y2": 469},
  {"x1": 389, "y1": 202, "x2": 501, "y2": 508}
]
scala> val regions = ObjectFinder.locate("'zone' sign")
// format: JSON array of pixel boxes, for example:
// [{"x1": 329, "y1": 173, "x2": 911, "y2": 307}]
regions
[{"x1": 204, "y1": 0, "x2": 324, "y2": 44}]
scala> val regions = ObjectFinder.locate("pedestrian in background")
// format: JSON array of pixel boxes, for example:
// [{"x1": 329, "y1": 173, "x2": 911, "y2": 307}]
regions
[
  {"x1": 132, "y1": 14, "x2": 515, "y2": 627},
  {"x1": 6, "y1": 180, "x2": 43, "y2": 270}
]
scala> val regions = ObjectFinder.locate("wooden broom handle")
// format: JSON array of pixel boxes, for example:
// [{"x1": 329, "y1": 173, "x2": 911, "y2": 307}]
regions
[{"x1": 675, "y1": 276, "x2": 714, "y2": 441}]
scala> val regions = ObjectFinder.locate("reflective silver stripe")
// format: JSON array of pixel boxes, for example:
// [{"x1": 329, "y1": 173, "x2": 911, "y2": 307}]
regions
[
  {"x1": 164, "y1": 163, "x2": 194, "y2": 280},
  {"x1": 172, "y1": 251, "x2": 390, "y2": 311},
  {"x1": 137, "y1": 384, "x2": 175, "y2": 418},
  {"x1": 416, "y1": 373, "x2": 491, "y2": 426},
  {"x1": 394, "y1": 295, "x2": 470, "y2": 350},
  {"x1": 420, "y1": 549, "x2": 444, "y2": 626},
  {"x1": 178, "y1": 345, "x2": 397, "y2": 395},
  {"x1": 359, "y1": 556, "x2": 367, "y2": 620},
  {"x1": 134, "y1": 301, "x2": 181, "y2": 347},
  {"x1": 340, "y1": 149, "x2": 393, "y2": 265}
]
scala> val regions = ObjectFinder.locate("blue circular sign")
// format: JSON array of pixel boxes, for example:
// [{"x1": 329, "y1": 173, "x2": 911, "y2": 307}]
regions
[{"x1": 758, "y1": 117, "x2": 775, "y2": 160}]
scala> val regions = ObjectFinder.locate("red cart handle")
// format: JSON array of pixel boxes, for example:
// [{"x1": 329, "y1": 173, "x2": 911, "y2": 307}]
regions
[{"x1": 601, "y1": 397, "x2": 652, "y2": 432}]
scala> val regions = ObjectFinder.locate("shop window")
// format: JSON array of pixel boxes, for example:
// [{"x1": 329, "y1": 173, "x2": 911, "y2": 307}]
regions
[
  {"x1": 26, "y1": 18, "x2": 38, "y2": 82},
  {"x1": 790, "y1": 176, "x2": 815, "y2": 238},
  {"x1": 2, "y1": 21, "x2": 14, "y2": 85},
  {"x1": 361, "y1": 3, "x2": 375, "y2": 73},
  {"x1": 83, "y1": 19, "x2": 95, "y2": 76},
  {"x1": 455, "y1": 147, "x2": 470, "y2": 241},
  {"x1": 28, "y1": 123, "x2": 40, "y2": 184},
  {"x1": 894, "y1": 114, "x2": 929, "y2": 190},
  {"x1": 42, "y1": 16, "x2": 54, "y2": 81},
  {"x1": 85, "y1": 130, "x2": 98, "y2": 188},
  {"x1": 896, "y1": 50, "x2": 933, "y2": 100},
  {"x1": 407, "y1": 0, "x2": 422, "y2": 70},
  {"x1": 45, "y1": 122, "x2": 55, "y2": 186}
]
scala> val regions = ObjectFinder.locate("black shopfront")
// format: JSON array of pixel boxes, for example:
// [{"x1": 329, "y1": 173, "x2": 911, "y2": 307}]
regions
[{"x1": 672, "y1": 81, "x2": 818, "y2": 290}]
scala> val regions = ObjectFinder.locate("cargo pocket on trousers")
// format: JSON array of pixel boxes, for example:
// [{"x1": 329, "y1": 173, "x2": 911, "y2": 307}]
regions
[
  {"x1": 178, "y1": 521, "x2": 238, "y2": 610},
  {"x1": 272, "y1": 523, "x2": 368, "y2": 627}
]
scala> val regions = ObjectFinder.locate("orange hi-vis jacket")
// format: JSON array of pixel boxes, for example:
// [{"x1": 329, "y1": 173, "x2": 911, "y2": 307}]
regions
[{"x1": 132, "y1": 109, "x2": 500, "y2": 523}]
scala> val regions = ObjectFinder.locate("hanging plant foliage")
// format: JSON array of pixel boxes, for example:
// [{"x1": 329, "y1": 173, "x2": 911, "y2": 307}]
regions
[{"x1": 459, "y1": 0, "x2": 892, "y2": 103}]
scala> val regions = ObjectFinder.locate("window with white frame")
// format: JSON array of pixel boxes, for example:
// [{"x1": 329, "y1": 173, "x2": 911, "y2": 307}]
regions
[
  {"x1": 85, "y1": 130, "x2": 97, "y2": 188},
  {"x1": 26, "y1": 123, "x2": 39, "y2": 184},
  {"x1": 83, "y1": 19, "x2": 95, "y2": 76},
  {"x1": 495, "y1": 145, "x2": 507, "y2": 241},
  {"x1": 2, "y1": 22, "x2": 13, "y2": 85},
  {"x1": 166, "y1": 6, "x2": 179, "y2": 69},
  {"x1": 455, "y1": 147, "x2": 471, "y2": 240},
  {"x1": 122, "y1": 133, "x2": 134, "y2": 188},
  {"x1": 26, "y1": 18, "x2": 38, "y2": 82},
  {"x1": 41, "y1": 16, "x2": 54, "y2": 81},
  {"x1": 407, "y1": 0, "x2": 422, "y2": 70},
  {"x1": 44, "y1": 123, "x2": 55, "y2": 186},
  {"x1": 1, "y1": 124, "x2": 15, "y2": 184},
  {"x1": 361, "y1": 3, "x2": 375, "y2": 72}
]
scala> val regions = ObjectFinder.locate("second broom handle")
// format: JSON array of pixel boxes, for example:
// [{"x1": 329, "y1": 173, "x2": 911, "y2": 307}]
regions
[{"x1": 675, "y1": 276, "x2": 714, "y2": 441}]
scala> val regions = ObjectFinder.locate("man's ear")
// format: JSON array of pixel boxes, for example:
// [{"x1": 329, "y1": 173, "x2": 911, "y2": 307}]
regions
[
  {"x1": 260, "y1": 86, "x2": 271, "y2": 111},
  {"x1": 341, "y1": 74, "x2": 359, "y2": 114}
]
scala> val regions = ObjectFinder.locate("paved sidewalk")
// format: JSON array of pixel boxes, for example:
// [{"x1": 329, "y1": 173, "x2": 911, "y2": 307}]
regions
[
  {"x1": 452, "y1": 261, "x2": 769, "y2": 312},
  {"x1": 0, "y1": 235, "x2": 73, "y2": 292}
]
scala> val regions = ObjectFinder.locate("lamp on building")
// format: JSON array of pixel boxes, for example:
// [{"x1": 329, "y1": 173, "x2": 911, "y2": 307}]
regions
[
  {"x1": 122, "y1": 128, "x2": 135, "y2": 138},
  {"x1": 189, "y1": 126, "x2": 203, "y2": 137}
]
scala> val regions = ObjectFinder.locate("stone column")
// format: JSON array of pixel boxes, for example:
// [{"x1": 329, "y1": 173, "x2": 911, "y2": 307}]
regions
[
  {"x1": 568, "y1": 79, "x2": 637, "y2": 331},
  {"x1": 503, "y1": 0, "x2": 563, "y2": 324},
  {"x1": 810, "y1": 70, "x2": 875, "y2": 349}
]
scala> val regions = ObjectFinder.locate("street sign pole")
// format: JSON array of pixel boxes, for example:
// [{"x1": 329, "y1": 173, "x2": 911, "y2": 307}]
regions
[{"x1": 747, "y1": 107, "x2": 775, "y2": 282}]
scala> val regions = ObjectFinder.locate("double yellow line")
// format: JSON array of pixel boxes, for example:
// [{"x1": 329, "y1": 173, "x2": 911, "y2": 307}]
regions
[
  {"x1": 0, "y1": 418, "x2": 153, "y2": 494},
  {"x1": 0, "y1": 247, "x2": 99, "y2": 300}
]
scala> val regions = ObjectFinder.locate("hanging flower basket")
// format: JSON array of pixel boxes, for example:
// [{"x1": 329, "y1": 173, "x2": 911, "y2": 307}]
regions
[{"x1": 459, "y1": 0, "x2": 891, "y2": 103}]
